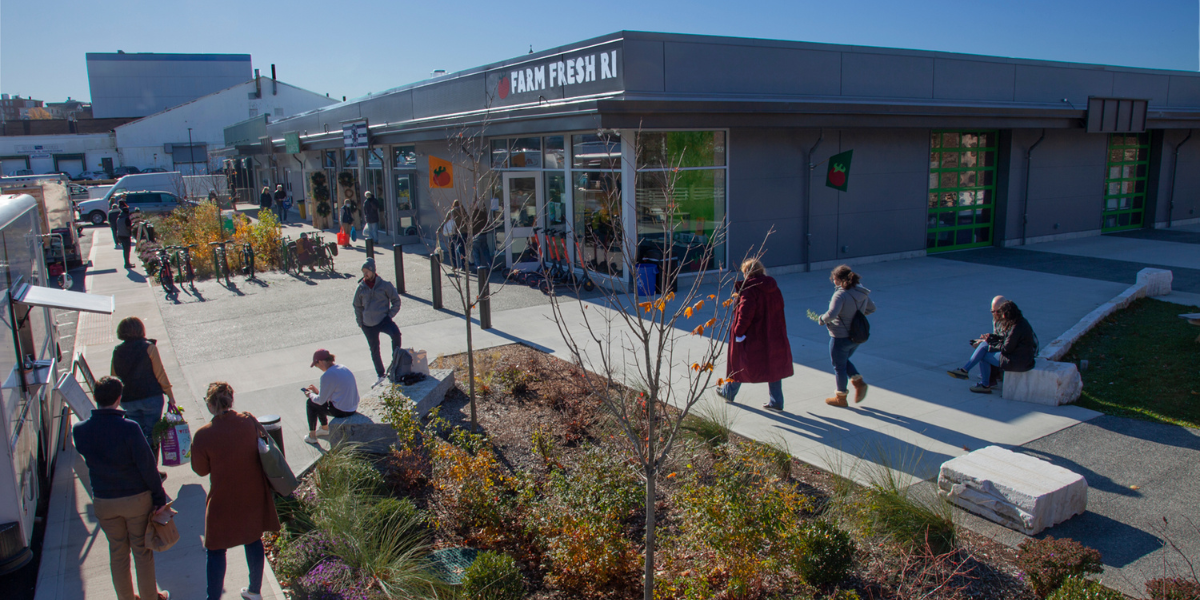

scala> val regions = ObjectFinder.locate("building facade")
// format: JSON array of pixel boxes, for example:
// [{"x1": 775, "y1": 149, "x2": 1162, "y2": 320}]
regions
[
  {"x1": 87, "y1": 52, "x2": 252, "y2": 119},
  {"x1": 258, "y1": 31, "x2": 1200, "y2": 282}
]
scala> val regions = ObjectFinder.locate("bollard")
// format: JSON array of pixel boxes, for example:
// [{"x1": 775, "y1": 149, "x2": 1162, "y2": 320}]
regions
[
  {"x1": 365, "y1": 238, "x2": 375, "y2": 258},
  {"x1": 431, "y1": 254, "x2": 443, "y2": 309},
  {"x1": 477, "y1": 266, "x2": 491, "y2": 330},
  {"x1": 393, "y1": 244, "x2": 405, "y2": 293},
  {"x1": 257, "y1": 414, "x2": 285, "y2": 457}
]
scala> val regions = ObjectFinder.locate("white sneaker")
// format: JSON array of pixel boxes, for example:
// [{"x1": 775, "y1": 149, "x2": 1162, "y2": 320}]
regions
[
  {"x1": 240, "y1": 589, "x2": 262, "y2": 600},
  {"x1": 373, "y1": 375, "x2": 388, "y2": 388},
  {"x1": 304, "y1": 434, "x2": 319, "y2": 444},
  {"x1": 315, "y1": 427, "x2": 330, "y2": 438}
]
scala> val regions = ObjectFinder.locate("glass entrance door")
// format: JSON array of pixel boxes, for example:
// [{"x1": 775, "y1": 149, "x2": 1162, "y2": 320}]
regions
[
  {"x1": 926, "y1": 130, "x2": 998, "y2": 252},
  {"x1": 394, "y1": 172, "x2": 417, "y2": 237},
  {"x1": 503, "y1": 172, "x2": 543, "y2": 268}
]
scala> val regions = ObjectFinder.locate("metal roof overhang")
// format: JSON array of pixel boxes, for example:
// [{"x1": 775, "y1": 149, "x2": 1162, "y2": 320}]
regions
[{"x1": 13, "y1": 282, "x2": 114, "y2": 315}]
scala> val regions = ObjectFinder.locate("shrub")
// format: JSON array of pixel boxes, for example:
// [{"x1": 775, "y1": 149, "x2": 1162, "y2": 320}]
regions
[
  {"x1": 460, "y1": 551, "x2": 525, "y2": 600},
  {"x1": 659, "y1": 441, "x2": 813, "y2": 598},
  {"x1": 276, "y1": 529, "x2": 338, "y2": 584},
  {"x1": 1147, "y1": 577, "x2": 1200, "y2": 600},
  {"x1": 1017, "y1": 537, "x2": 1104, "y2": 598},
  {"x1": 496, "y1": 365, "x2": 537, "y2": 395},
  {"x1": 378, "y1": 387, "x2": 420, "y2": 448},
  {"x1": 291, "y1": 557, "x2": 374, "y2": 600},
  {"x1": 796, "y1": 520, "x2": 856, "y2": 587},
  {"x1": 680, "y1": 403, "x2": 734, "y2": 449},
  {"x1": 428, "y1": 435, "x2": 512, "y2": 545},
  {"x1": 534, "y1": 447, "x2": 642, "y2": 595},
  {"x1": 1047, "y1": 576, "x2": 1124, "y2": 600},
  {"x1": 154, "y1": 202, "x2": 282, "y2": 280}
]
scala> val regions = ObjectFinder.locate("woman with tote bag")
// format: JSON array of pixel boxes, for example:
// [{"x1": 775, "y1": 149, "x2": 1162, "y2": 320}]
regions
[{"x1": 191, "y1": 382, "x2": 281, "y2": 600}]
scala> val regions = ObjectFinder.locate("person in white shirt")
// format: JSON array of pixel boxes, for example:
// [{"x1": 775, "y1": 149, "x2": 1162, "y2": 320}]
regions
[{"x1": 304, "y1": 349, "x2": 359, "y2": 444}]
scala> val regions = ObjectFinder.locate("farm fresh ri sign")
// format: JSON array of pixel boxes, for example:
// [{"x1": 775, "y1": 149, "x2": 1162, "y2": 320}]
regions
[{"x1": 485, "y1": 40, "x2": 623, "y2": 107}]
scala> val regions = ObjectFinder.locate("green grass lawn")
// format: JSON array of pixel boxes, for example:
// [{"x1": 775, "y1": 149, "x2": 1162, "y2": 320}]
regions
[{"x1": 1063, "y1": 297, "x2": 1200, "y2": 429}]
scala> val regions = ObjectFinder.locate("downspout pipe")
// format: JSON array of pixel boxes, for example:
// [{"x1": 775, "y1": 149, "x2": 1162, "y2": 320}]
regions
[
  {"x1": 1168, "y1": 130, "x2": 1193, "y2": 228},
  {"x1": 1021, "y1": 129, "x2": 1046, "y2": 246},
  {"x1": 804, "y1": 131, "x2": 823, "y2": 272}
]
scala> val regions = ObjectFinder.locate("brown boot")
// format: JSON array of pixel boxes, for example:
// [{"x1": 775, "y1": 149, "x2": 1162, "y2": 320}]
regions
[
  {"x1": 850, "y1": 375, "x2": 868, "y2": 403},
  {"x1": 825, "y1": 391, "x2": 848, "y2": 408}
]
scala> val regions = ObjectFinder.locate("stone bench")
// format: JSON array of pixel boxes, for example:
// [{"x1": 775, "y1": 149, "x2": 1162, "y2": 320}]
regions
[
  {"x1": 938, "y1": 445, "x2": 1087, "y2": 535},
  {"x1": 1001, "y1": 359, "x2": 1082, "y2": 406},
  {"x1": 328, "y1": 368, "x2": 456, "y2": 453}
]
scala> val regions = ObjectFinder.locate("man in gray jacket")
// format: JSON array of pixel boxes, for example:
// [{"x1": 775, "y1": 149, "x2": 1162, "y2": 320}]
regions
[{"x1": 353, "y1": 258, "x2": 402, "y2": 387}]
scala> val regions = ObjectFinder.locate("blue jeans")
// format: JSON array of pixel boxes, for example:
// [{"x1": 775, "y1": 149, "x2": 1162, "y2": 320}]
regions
[
  {"x1": 975, "y1": 350, "x2": 1002, "y2": 387},
  {"x1": 275, "y1": 202, "x2": 287, "y2": 223},
  {"x1": 207, "y1": 539, "x2": 264, "y2": 600},
  {"x1": 121, "y1": 394, "x2": 165, "y2": 446},
  {"x1": 721, "y1": 380, "x2": 784, "y2": 409},
  {"x1": 471, "y1": 235, "x2": 493, "y2": 270},
  {"x1": 829, "y1": 337, "x2": 861, "y2": 393}
]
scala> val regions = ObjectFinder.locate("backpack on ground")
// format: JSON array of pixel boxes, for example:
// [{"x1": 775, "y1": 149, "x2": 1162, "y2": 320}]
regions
[{"x1": 848, "y1": 292, "x2": 871, "y2": 344}]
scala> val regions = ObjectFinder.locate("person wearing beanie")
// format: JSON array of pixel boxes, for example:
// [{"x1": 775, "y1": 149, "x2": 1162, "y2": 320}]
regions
[
  {"x1": 352, "y1": 258, "x2": 402, "y2": 387},
  {"x1": 362, "y1": 191, "x2": 380, "y2": 243}
]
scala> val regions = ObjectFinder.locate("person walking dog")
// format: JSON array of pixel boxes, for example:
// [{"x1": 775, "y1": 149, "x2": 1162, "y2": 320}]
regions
[
  {"x1": 353, "y1": 258, "x2": 402, "y2": 388},
  {"x1": 191, "y1": 382, "x2": 280, "y2": 600},
  {"x1": 817, "y1": 265, "x2": 876, "y2": 407},
  {"x1": 73, "y1": 376, "x2": 172, "y2": 600},
  {"x1": 717, "y1": 258, "x2": 794, "y2": 411}
]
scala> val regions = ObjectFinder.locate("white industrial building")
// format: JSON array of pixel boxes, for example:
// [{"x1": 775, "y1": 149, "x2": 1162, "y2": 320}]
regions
[
  {"x1": 113, "y1": 76, "x2": 337, "y2": 174},
  {"x1": 0, "y1": 133, "x2": 118, "y2": 177}
]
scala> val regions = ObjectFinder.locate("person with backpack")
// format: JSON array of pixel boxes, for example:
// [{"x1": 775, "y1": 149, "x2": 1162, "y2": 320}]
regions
[
  {"x1": 353, "y1": 258, "x2": 402, "y2": 388},
  {"x1": 717, "y1": 258, "x2": 793, "y2": 411},
  {"x1": 817, "y1": 265, "x2": 875, "y2": 407}
]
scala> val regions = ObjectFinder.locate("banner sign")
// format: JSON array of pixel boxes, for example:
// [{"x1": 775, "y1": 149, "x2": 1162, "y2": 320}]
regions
[
  {"x1": 429, "y1": 156, "x2": 454, "y2": 188},
  {"x1": 284, "y1": 132, "x2": 301, "y2": 154},
  {"x1": 825, "y1": 150, "x2": 853, "y2": 192},
  {"x1": 342, "y1": 120, "x2": 369, "y2": 149},
  {"x1": 485, "y1": 40, "x2": 623, "y2": 107}
]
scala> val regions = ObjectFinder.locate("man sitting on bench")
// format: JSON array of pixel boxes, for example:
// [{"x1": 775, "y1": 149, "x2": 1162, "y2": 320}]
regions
[{"x1": 304, "y1": 349, "x2": 359, "y2": 444}]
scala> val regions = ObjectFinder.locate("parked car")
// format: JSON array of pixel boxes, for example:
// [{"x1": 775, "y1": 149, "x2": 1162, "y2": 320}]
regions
[
  {"x1": 140, "y1": 167, "x2": 168, "y2": 173},
  {"x1": 76, "y1": 170, "x2": 111, "y2": 181},
  {"x1": 77, "y1": 190, "x2": 193, "y2": 225},
  {"x1": 7, "y1": 169, "x2": 33, "y2": 176},
  {"x1": 68, "y1": 183, "x2": 89, "y2": 199},
  {"x1": 111, "y1": 166, "x2": 140, "y2": 177}
]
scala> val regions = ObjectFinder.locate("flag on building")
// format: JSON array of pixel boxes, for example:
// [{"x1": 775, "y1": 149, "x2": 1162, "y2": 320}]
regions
[
  {"x1": 429, "y1": 156, "x2": 454, "y2": 188},
  {"x1": 825, "y1": 150, "x2": 853, "y2": 191}
]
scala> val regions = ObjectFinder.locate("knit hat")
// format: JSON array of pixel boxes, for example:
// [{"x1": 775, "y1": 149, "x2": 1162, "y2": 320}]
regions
[{"x1": 362, "y1": 258, "x2": 376, "y2": 272}]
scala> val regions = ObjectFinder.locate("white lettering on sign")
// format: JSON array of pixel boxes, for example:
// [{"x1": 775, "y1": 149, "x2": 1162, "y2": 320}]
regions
[{"x1": 497, "y1": 48, "x2": 619, "y2": 101}]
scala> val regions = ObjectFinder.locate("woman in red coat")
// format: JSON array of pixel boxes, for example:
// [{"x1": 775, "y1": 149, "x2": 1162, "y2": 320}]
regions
[
  {"x1": 718, "y1": 258, "x2": 794, "y2": 410},
  {"x1": 191, "y1": 382, "x2": 280, "y2": 600}
]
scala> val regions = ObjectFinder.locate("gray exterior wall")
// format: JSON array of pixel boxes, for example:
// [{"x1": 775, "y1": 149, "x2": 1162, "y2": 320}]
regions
[
  {"x1": 87, "y1": 53, "x2": 252, "y2": 119},
  {"x1": 1003, "y1": 129, "x2": 1109, "y2": 242},
  {"x1": 1156, "y1": 130, "x2": 1200, "y2": 226}
]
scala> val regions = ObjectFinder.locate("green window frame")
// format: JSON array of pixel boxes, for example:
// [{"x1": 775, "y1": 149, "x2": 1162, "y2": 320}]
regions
[
  {"x1": 927, "y1": 130, "x2": 998, "y2": 252},
  {"x1": 1101, "y1": 133, "x2": 1149, "y2": 232}
]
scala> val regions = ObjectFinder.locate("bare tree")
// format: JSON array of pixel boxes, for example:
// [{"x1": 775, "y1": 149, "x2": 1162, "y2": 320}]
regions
[{"x1": 544, "y1": 130, "x2": 766, "y2": 600}]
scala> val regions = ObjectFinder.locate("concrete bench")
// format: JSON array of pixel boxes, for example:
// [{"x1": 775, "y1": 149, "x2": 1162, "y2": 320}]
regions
[
  {"x1": 328, "y1": 368, "x2": 455, "y2": 453},
  {"x1": 1001, "y1": 359, "x2": 1082, "y2": 406},
  {"x1": 939, "y1": 445, "x2": 1087, "y2": 535}
]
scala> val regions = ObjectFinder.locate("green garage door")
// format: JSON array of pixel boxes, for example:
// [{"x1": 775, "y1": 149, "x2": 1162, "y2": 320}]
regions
[
  {"x1": 927, "y1": 130, "x2": 998, "y2": 252},
  {"x1": 1102, "y1": 133, "x2": 1149, "y2": 232}
]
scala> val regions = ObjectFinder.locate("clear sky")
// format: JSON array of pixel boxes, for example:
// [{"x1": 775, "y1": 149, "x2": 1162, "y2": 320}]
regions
[{"x1": 2, "y1": 0, "x2": 1197, "y2": 104}]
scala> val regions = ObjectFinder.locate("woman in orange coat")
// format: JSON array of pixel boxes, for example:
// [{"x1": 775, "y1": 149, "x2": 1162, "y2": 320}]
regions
[{"x1": 191, "y1": 382, "x2": 280, "y2": 600}]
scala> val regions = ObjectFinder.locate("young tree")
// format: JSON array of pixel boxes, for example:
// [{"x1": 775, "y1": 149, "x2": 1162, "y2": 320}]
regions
[{"x1": 544, "y1": 130, "x2": 767, "y2": 600}]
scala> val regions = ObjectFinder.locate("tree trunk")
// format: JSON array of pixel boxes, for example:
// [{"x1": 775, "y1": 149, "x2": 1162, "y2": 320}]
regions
[
  {"x1": 644, "y1": 465, "x2": 656, "y2": 600},
  {"x1": 465, "y1": 271, "x2": 478, "y2": 432}
]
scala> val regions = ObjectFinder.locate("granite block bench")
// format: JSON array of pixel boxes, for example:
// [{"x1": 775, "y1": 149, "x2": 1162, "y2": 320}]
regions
[
  {"x1": 1001, "y1": 359, "x2": 1082, "y2": 406},
  {"x1": 939, "y1": 445, "x2": 1087, "y2": 535},
  {"x1": 328, "y1": 368, "x2": 455, "y2": 453}
]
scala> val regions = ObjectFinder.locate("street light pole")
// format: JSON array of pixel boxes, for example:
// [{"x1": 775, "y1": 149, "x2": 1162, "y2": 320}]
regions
[{"x1": 187, "y1": 127, "x2": 194, "y2": 176}]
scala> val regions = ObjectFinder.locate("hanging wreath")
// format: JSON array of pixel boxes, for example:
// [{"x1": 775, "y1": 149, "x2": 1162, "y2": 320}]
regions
[
  {"x1": 316, "y1": 201, "x2": 331, "y2": 217},
  {"x1": 310, "y1": 171, "x2": 327, "y2": 186},
  {"x1": 337, "y1": 171, "x2": 355, "y2": 188}
]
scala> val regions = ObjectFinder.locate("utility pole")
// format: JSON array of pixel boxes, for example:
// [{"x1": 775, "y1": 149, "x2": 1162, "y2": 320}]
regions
[{"x1": 187, "y1": 127, "x2": 194, "y2": 176}]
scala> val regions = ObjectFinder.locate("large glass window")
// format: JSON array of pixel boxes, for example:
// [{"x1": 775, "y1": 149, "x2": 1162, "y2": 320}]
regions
[
  {"x1": 637, "y1": 131, "x2": 726, "y2": 169},
  {"x1": 573, "y1": 133, "x2": 622, "y2": 169},
  {"x1": 633, "y1": 131, "x2": 728, "y2": 274},
  {"x1": 544, "y1": 136, "x2": 565, "y2": 169},
  {"x1": 574, "y1": 171, "x2": 623, "y2": 276},
  {"x1": 367, "y1": 148, "x2": 384, "y2": 168},
  {"x1": 1102, "y1": 134, "x2": 1149, "y2": 232},
  {"x1": 323, "y1": 151, "x2": 337, "y2": 168},
  {"x1": 926, "y1": 130, "x2": 997, "y2": 251},
  {"x1": 394, "y1": 146, "x2": 416, "y2": 168},
  {"x1": 342, "y1": 149, "x2": 359, "y2": 168},
  {"x1": 546, "y1": 172, "x2": 567, "y2": 229}
]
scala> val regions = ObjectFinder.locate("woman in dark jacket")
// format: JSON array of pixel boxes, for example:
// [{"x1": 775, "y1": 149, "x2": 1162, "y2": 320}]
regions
[
  {"x1": 111, "y1": 316, "x2": 176, "y2": 479},
  {"x1": 718, "y1": 258, "x2": 794, "y2": 411},
  {"x1": 191, "y1": 382, "x2": 280, "y2": 600},
  {"x1": 258, "y1": 186, "x2": 272, "y2": 219},
  {"x1": 340, "y1": 200, "x2": 355, "y2": 248},
  {"x1": 817, "y1": 265, "x2": 876, "y2": 407},
  {"x1": 968, "y1": 300, "x2": 1037, "y2": 394}
]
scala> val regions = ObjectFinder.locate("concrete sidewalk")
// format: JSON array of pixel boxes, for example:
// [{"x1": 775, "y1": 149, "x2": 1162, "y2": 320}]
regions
[{"x1": 34, "y1": 227, "x2": 287, "y2": 600}]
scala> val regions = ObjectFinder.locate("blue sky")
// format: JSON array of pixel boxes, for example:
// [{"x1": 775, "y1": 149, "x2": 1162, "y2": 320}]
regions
[{"x1": 2, "y1": 0, "x2": 1197, "y2": 103}]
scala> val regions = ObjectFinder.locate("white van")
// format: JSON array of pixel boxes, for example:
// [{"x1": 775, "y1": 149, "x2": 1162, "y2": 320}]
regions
[{"x1": 76, "y1": 171, "x2": 185, "y2": 224}]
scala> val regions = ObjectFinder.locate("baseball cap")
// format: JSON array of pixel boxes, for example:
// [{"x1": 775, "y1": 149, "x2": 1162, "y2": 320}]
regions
[{"x1": 311, "y1": 349, "x2": 333, "y2": 367}]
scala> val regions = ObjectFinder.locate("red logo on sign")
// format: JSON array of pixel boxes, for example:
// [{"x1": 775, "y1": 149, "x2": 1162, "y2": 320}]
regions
[{"x1": 497, "y1": 76, "x2": 510, "y2": 100}]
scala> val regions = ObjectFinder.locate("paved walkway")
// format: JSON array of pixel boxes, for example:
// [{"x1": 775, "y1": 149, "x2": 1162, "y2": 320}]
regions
[{"x1": 33, "y1": 215, "x2": 1200, "y2": 599}]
